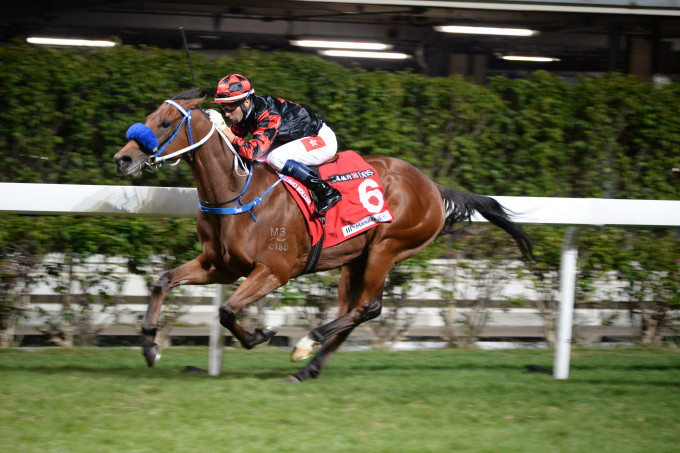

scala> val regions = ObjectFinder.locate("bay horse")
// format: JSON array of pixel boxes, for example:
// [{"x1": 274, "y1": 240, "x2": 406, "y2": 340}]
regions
[{"x1": 113, "y1": 90, "x2": 533, "y2": 382}]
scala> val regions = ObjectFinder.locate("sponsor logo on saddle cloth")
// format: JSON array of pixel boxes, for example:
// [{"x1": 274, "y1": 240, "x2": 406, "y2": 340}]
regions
[{"x1": 281, "y1": 150, "x2": 394, "y2": 248}]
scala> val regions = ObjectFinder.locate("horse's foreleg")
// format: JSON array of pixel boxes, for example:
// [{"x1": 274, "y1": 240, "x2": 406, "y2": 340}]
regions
[
  {"x1": 288, "y1": 329, "x2": 354, "y2": 382},
  {"x1": 290, "y1": 293, "x2": 383, "y2": 379},
  {"x1": 290, "y1": 263, "x2": 354, "y2": 362},
  {"x1": 142, "y1": 254, "x2": 234, "y2": 366},
  {"x1": 218, "y1": 263, "x2": 284, "y2": 349}
]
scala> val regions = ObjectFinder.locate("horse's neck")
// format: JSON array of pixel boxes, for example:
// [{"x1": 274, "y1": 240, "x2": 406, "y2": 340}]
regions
[{"x1": 189, "y1": 129, "x2": 247, "y2": 204}]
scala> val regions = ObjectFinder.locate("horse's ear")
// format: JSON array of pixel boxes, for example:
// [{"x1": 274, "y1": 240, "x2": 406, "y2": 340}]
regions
[{"x1": 187, "y1": 96, "x2": 206, "y2": 110}]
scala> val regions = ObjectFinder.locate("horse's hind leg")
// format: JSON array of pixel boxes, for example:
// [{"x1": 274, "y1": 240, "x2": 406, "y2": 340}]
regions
[{"x1": 142, "y1": 254, "x2": 235, "y2": 366}]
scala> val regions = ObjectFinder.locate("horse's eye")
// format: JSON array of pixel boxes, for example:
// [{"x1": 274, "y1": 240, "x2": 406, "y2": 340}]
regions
[{"x1": 160, "y1": 120, "x2": 171, "y2": 128}]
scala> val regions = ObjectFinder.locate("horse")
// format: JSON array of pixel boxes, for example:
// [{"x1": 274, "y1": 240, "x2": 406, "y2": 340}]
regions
[{"x1": 113, "y1": 89, "x2": 533, "y2": 382}]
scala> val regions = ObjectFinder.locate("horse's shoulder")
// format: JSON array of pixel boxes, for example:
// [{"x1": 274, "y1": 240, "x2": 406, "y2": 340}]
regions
[
  {"x1": 251, "y1": 161, "x2": 287, "y2": 192},
  {"x1": 252, "y1": 160, "x2": 277, "y2": 178}
]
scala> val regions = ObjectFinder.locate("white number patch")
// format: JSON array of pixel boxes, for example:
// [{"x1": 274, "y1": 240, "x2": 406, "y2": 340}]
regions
[{"x1": 358, "y1": 179, "x2": 384, "y2": 214}]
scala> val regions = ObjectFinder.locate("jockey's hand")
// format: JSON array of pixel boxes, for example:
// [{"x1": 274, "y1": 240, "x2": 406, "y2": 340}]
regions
[{"x1": 206, "y1": 109, "x2": 227, "y2": 131}]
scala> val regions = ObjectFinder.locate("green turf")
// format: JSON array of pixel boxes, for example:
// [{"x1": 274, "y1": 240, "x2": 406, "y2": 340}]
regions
[{"x1": 1, "y1": 347, "x2": 678, "y2": 453}]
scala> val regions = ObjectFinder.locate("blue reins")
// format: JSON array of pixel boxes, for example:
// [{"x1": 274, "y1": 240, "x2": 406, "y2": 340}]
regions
[{"x1": 198, "y1": 171, "x2": 285, "y2": 222}]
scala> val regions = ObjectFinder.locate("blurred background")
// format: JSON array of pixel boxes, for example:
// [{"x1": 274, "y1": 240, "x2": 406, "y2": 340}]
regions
[{"x1": 3, "y1": 0, "x2": 680, "y2": 81}]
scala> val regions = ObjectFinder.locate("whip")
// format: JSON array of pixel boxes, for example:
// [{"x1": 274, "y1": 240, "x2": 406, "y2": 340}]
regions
[{"x1": 179, "y1": 27, "x2": 199, "y2": 96}]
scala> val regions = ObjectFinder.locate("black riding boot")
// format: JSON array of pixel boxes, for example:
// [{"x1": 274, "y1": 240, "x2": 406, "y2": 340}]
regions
[{"x1": 282, "y1": 160, "x2": 342, "y2": 214}]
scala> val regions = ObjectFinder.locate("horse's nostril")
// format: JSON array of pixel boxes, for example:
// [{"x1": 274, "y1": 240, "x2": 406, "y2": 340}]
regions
[
  {"x1": 115, "y1": 155, "x2": 133, "y2": 174},
  {"x1": 115, "y1": 155, "x2": 131, "y2": 167}
]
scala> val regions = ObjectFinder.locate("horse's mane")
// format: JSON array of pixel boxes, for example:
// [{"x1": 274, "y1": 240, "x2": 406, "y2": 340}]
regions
[{"x1": 172, "y1": 88, "x2": 204, "y2": 100}]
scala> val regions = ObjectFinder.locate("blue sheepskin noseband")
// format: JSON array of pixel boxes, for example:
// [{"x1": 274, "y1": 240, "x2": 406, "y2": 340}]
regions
[{"x1": 126, "y1": 123, "x2": 159, "y2": 155}]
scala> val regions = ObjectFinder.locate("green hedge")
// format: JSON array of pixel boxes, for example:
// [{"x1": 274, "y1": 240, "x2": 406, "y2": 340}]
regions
[
  {"x1": 2, "y1": 42, "x2": 678, "y2": 198},
  {"x1": 0, "y1": 42, "x2": 678, "y2": 316}
]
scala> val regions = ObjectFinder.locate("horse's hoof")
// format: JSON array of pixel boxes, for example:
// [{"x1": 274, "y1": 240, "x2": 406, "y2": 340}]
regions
[
  {"x1": 143, "y1": 344, "x2": 161, "y2": 367},
  {"x1": 291, "y1": 335, "x2": 316, "y2": 362},
  {"x1": 284, "y1": 375, "x2": 302, "y2": 384},
  {"x1": 260, "y1": 326, "x2": 277, "y2": 342}
]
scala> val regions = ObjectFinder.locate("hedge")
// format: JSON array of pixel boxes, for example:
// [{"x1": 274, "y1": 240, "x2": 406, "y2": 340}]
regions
[{"x1": 0, "y1": 42, "x2": 678, "y2": 334}]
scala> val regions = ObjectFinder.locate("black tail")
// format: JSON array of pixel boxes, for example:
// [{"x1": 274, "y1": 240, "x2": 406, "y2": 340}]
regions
[{"x1": 437, "y1": 185, "x2": 534, "y2": 262}]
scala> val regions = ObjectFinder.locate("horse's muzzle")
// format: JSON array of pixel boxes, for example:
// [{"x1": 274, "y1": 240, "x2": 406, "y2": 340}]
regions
[{"x1": 114, "y1": 154, "x2": 148, "y2": 176}]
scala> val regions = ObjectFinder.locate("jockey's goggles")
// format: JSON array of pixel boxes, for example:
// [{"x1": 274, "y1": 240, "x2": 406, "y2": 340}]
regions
[{"x1": 219, "y1": 101, "x2": 243, "y2": 113}]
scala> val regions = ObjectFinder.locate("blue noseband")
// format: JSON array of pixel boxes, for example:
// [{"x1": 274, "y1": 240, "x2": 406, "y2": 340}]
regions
[{"x1": 126, "y1": 123, "x2": 160, "y2": 155}]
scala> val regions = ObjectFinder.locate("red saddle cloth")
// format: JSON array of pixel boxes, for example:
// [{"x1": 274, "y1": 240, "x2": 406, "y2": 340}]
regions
[{"x1": 281, "y1": 150, "x2": 393, "y2": 248}]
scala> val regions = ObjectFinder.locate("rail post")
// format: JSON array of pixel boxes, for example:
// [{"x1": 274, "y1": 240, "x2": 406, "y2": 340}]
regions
[
  {"x1": 208, "y1": 284, "x2": 224, "y2": 376},
  {"x1": 554, "y1": 227, "x2": 579, "y2": 379}
]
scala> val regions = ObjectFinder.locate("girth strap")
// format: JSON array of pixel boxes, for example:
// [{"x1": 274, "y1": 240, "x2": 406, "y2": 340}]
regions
[{"x1": 303, "y1": 215, "x2": 325, "y2": 274}]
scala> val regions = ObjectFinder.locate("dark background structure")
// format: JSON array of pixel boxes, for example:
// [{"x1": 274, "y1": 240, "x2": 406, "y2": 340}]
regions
[{"x1": 3, "y1": 1, "x2": 680, "y2": 81}]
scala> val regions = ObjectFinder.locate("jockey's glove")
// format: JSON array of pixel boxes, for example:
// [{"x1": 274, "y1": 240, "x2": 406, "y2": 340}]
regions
[{"x1": 206, "y1": 109, "x2": 227, "y2": 130}]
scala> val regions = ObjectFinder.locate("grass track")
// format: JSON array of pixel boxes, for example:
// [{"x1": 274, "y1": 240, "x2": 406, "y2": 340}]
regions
[{"x1": 1, "y1": 347, "x2": 679, "y2": 453}]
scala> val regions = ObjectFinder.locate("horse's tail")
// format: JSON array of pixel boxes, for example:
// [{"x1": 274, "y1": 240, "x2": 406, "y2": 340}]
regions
[{"x1": 437, "y1": 185, "x2": 534, "y2": 262}]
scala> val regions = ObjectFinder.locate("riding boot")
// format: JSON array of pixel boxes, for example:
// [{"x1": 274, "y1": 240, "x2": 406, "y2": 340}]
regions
[{"x1": 281, "y1": 160, "x2": 342, "y2": 215}]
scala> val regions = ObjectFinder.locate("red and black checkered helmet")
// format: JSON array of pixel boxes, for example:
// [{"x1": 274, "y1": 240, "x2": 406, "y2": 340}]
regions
[{"x1": 212, "y1": 74, "x2": 255, "y2": 103}]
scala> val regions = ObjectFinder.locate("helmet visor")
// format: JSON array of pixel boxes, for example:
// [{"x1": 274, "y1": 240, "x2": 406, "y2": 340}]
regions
[{"x1": 212, "y1": 89, "x2": 254, "y2": 104}]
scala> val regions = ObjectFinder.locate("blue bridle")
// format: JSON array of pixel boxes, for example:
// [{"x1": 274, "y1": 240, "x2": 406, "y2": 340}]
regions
[
  {"x1": 125, "y1": 99, "x2": 284, "y2": 221},
  {"x1": 125, "y1": 100, "x2": 212, "y2": 166}
]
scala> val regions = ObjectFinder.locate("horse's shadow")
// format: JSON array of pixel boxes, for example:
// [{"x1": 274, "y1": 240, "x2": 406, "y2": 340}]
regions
[{"x1": 0, "y1": 362, "x2": 296, "y2": 381}]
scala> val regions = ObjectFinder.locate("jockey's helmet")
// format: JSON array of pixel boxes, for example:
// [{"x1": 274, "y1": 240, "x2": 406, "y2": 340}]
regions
[{"x1": 213, "y1": 74, "x2": 254, "y2": 104}]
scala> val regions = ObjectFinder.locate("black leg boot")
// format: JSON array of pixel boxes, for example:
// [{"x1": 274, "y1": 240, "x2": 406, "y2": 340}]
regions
[
  {"x1": 282, "y1": 160, "x2": 342, "y2": 215},
  {"x1": 306, "y1": 175, "x2": 342, "y2": 214}
]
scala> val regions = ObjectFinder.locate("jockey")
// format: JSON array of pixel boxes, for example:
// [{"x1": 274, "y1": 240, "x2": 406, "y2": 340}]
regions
[{"x1": 210, "y1": 73, "x2": 341, "y2": 215}]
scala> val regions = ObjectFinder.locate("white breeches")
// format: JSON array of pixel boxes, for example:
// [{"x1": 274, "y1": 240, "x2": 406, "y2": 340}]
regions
[{"x1": 266, "y1": 123, "x2": 338, "y2": 171}]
